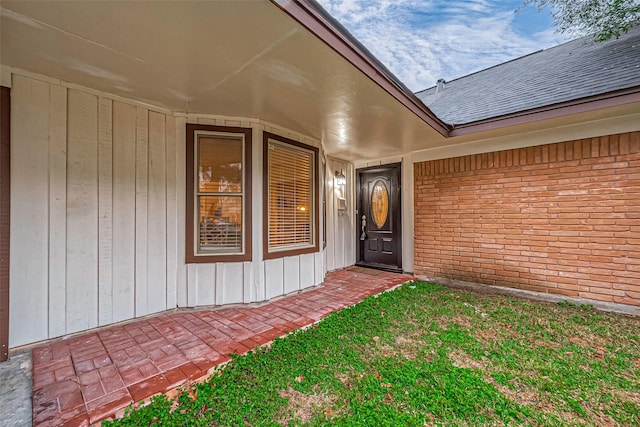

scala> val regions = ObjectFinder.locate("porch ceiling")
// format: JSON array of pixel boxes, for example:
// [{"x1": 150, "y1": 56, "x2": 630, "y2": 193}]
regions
[{"x1": 0, "y1": 0, "x2": 445, "y2": 161}]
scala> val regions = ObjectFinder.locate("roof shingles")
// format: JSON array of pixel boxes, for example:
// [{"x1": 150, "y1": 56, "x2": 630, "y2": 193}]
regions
[{"x1": 416, "y1": 27, "x2": 640, "y2": 126}]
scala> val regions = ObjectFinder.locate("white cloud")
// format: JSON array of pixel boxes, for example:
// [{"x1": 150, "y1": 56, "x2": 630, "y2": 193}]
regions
[{"x1": 316, "y1": 0, "x2": 569, "y2": 91}]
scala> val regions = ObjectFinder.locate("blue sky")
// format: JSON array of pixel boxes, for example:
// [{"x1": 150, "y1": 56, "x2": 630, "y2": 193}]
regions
[{"x1": 315, "y1": 0, "x2": 571, "y2": 92}]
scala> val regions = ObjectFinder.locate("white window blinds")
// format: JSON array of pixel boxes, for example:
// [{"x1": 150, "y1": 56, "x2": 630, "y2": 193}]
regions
[{"x1": 267, "y1": 140, "x2": 315, "y2": 250}]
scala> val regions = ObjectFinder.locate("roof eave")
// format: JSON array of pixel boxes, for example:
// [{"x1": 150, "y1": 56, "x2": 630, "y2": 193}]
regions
[
  {"x1": 448, "y1": 86, "x2": 640, "y2": 137},
  {"x1": 270, "y1": 0, "x2": 450, "y2": 137}
]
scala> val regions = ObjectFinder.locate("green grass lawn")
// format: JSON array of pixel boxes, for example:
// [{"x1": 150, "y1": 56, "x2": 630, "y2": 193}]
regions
[{"x1": 106, "y1": 282, "x2": 640, "y2": 426}]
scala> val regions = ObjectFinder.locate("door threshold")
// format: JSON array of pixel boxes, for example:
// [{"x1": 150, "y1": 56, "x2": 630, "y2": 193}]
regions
[{"x1": 354, "y1": 263, "x2": 403, "y2": 274}]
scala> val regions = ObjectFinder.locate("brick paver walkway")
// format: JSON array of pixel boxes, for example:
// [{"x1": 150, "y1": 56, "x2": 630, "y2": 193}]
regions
[{"x1": 31, "y1": 268, "x2": 413, "y2": 426}]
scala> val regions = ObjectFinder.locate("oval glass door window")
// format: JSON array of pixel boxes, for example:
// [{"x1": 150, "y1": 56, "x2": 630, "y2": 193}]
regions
[{"x1": 371, "y1": 180, "x2": 389, "y2": 228}]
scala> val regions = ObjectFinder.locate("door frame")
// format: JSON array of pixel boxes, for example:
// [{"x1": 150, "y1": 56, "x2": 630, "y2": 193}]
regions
[{"x1": 355, "y1": 162, "x2": 402, "y2": 272}]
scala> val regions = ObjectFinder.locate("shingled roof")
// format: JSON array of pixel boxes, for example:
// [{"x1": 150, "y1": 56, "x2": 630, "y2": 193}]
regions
[{"x1": 416, "y1": 26, "x2": 640, "y2": 126}]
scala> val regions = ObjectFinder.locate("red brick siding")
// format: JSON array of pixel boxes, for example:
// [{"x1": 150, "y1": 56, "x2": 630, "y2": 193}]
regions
[{"x1": 414, "y1": 131, "x2": 640, "y2": 306}]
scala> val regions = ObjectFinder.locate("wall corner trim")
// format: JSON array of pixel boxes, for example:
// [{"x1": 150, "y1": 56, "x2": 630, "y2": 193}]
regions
[{"x1": 0, "y1": 86, "x2": 11, "y2": 361}]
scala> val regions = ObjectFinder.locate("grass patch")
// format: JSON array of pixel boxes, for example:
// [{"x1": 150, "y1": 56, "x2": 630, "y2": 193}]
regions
[{"x1": 105, "y1": 282, "x2": 640, "y2": 426}]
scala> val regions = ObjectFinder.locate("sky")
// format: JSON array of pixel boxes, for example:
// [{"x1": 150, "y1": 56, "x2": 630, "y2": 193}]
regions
[{"x1": 315, "y1": 0, "x2": 571, "y2": 92}]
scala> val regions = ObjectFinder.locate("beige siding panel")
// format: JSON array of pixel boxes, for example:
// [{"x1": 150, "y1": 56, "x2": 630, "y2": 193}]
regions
[
  {"x1": 165, "y1": 115, "x2": 177, "y2": 309},
  {"x1": 48, "y1": 84, "x2": 68, "y2": 338},
  {"x1": 265, "y1": 258, "x2": 284, "y2": 300},
  {"x1": 66, "y1": 89, "x2": 99, "y2": 333},
  {"x1": 147, "y1": 111, "x2": 167, "y2": 314},
  {"x1": 112, "y1": 101, "x2": 136, "y2": 322},
  {"x1": 255, "y1": 260, "x2": 266, "y2": 302},
  {"x1": 9, "y1": 76, "x2": 50, "y2": 346},
  {"x1": 215, "y1": 265, "x2": 223, "y2": 305},
  {"x1": 334, "y1": 217, "x2": 345, "y2": 270},
  {"x1": 243, "y1": 261, "x2": 253, "y2": 303},
  {"x1": 283, "y1": 256, "x2": 300, "y2": 294},
  {"x1": 331, "y1": 162, "x2": 344, "y2": 269},
  {"x1": 326, "y1": 158, "x2": 354, "y2": 271},
  {"x1": 196, "y1": 117, "x2": 218, "y2": 126},
  {"x1": 299, "y1": 253, "x2": 315, "y2": 289},
  {"x1": 338, "y1": 161, "x2": 348, "y2": 269},
  {"x1": 98, "y1": 97, "x2": 113, "y2": 326},
  {"x1": 214, "y1": 264, "x2": 225, "y2": 305},
  {"x1": 401, "y1": 155, "x2": 414, "y2": 273},
  {"x1": 187, "y1": 264, "x2": 198, "y2": 307},
  {"x1": 135, "y1": 107, "x2": 149, "y2": 316},
  {"x1": 346, "y1": 163, "x2": 356, "y2": 266},
  {"x1": 176, "y1": 117, "x2": 188, "y2": 307},
  {"x1": 219, "y1": 263, "x2": 244, "y2": 304},
  {"x1": 325, "y1": 168, "x2": 336, "y2": 271},
  {"x1": 196, "y1": 264, "x2": 215, "y2": 306},
  {"x1": 251, "y1": 124, "x2": 265, "y2": 302},
  {"x1": 314, "y1": 251, "x2": 324, "y2": 286}
]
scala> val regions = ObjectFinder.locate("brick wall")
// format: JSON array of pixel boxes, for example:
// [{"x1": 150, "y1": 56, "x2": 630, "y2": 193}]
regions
[{"x1": 414, "y1": 131, "x2": 640, "y2": 306}]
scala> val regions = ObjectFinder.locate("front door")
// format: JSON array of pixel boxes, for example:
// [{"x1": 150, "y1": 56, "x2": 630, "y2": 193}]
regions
[{"x1": 356, "y1": 163, "x2": 402, "y2": 272}]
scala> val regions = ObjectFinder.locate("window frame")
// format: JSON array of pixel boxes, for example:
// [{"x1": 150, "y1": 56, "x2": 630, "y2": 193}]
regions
[
  {"x1": 263, "y1": 132, "x2": 319, "y2": 260},
  {"x1": 185, "y1": 124, "x2": 252, "y2": 263},
  {"x1": 322, "y1": 155, "x2": 327, "y2": 250}
]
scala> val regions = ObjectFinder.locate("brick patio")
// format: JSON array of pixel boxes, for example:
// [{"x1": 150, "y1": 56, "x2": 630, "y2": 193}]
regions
[{"x1": 31, "y1": 268, "x2": 413, "y2": 426}]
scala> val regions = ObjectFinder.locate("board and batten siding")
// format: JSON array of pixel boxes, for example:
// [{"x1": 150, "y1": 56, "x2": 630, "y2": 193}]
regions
[
  {"x1": 8, "y1": 72, "x2": 328, "y2": 348},
  {"x1": 9, "y1": 75, "x2": 180, "y2": 347},
  {"x1": 325, "y1": 158, "x2": 356, "y2": 271}
]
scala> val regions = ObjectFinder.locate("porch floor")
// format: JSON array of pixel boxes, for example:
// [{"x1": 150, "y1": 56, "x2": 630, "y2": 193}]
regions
[{"x1": 31, "y1": 268, "x2": 413, "y2": 426}]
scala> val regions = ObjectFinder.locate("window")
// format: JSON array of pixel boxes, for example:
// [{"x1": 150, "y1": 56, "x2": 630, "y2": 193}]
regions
[
  {"x1": 263, "y1": 132, "x2": 319, "y2": 259},
  {"x1": 186, "y1": 124, "x2": 252, "y2": 263}
]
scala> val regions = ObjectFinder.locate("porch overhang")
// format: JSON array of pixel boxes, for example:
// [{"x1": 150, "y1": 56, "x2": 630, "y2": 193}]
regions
[
  {"x1": 0, "y1": 0, "x2": 447, "y2": 162},
  {"x1": 3, "y1": 0, "x2": 639, "y2": 164}
]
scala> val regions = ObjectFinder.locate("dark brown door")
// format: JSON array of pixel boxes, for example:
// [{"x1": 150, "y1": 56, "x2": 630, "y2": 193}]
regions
[{"x1": 356, "y1": 163, "x2": 402, "y2": 272}]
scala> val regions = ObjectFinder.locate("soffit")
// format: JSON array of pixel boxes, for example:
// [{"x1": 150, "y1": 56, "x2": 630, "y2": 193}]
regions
[{"x1": 0, "y1": 0, "x2": 445, "y2": 162}]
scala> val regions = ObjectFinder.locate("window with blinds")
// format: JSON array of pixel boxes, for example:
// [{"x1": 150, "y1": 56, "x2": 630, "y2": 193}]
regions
[
  {"x1": 264, "y1": 133, "x2": 319, "y2": 257},
  {"x1": 196, "y1": 134, "x2": 244, "y2": 254},
  {"x1": 186, "y1": 124, "x2": 252, "y2": 263}
]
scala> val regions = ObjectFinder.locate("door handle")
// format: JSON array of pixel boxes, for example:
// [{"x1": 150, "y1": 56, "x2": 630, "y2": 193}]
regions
[{"x1": 360, "y1": 215, "x2": 367, "y2": 240}]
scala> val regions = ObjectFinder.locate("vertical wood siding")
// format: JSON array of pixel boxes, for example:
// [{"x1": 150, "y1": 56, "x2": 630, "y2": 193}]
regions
[
  {"x1": 47, "y1": 85, "x2": 67, "y2": 338},
  {"x1": 112, "y1": 101, "x2": 136, "y2": 323},
  {"x1": 165, "y1": 116, "x2": 178, "y2": 310},
  {"x1": 8, "y1": 74, "x2": 328, "y2": 348},
  {"x1": 66, "y1": 89, "x2": 99, "y2": 333},
  {"x1": 147, "y1": 111, "x2": 167, "y2": 314},
  {"x1": 98, "y1": 98, "x2": 114, "y2": 327},
  {"x1": 326, "y1": 158, "x2": 355, "y2": 271},
  {"x1": 134, "y1": 107, "x2": 149, "y2": 317},
  {"x1": 9, "y1": 76, "x2": 180, "y2": 346},
  {"x1": 10, "y1": 77, "x2": 50, "y2": 346}
]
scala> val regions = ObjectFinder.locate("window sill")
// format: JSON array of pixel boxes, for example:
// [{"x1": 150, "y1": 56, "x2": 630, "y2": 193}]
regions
[
  {"x1": 263, "y1": 245, "x2": 319, "y2": 260},
  {"x1": 185, "y1": 252, "x2": 252, "y2": 264}
]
